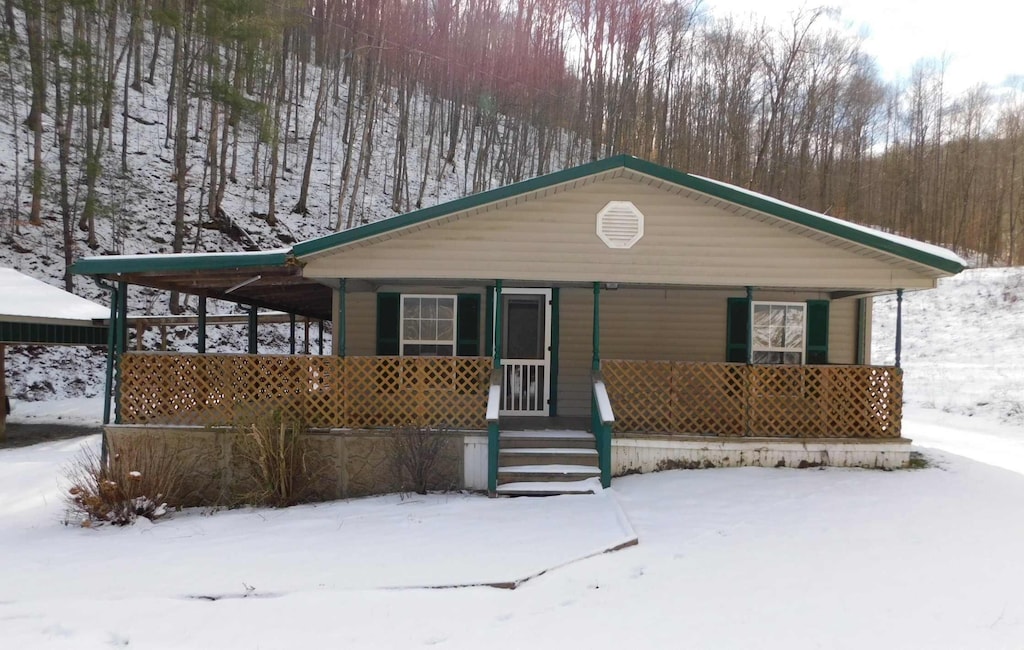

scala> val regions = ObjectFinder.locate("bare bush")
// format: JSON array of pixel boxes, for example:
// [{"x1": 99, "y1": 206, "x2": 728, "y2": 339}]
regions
[
  {"x1": 389, "y1": 425, "x2": 453, "y2": 495},
  {"x1": 63, "y1": 439, "x2": 185, "y2": 526}
]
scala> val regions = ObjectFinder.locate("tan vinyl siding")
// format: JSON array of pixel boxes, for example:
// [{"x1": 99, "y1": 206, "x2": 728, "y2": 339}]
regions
[
  {"x1": 827, "y1": 298, "x2": 857, "y2": 364},
  {"x1": 558, "y1": 287, "x2": 862, "y2": 416},
  {"x1": 860, "y1": 299, "x2": 873, "y2": 365},
  {"x1": 556, "y1": 289, "x2": 594, "y2": 417},
  {"x1": 345, "y1": 292, "x2": 377, "y2": 356},
  {"x1": 305, "y1": 177, "x2": 940, "y2": 290}
]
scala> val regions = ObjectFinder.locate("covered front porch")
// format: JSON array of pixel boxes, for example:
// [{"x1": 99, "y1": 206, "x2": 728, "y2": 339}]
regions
[{"x1": 100, "y1": 275, "x2": 908, "y2": 496}]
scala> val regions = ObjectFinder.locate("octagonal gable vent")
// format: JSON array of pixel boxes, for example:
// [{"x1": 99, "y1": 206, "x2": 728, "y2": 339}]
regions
[{"x1": 597, "y1": 201, "x2": 644, "y2": 249}]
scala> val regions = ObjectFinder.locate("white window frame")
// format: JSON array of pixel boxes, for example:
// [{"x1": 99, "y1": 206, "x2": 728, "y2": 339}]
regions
[
  {"x1": 751, "y1": 301, "x2": 806, "y2": 365},
  {"x1": 400, "y1": 294, "x2": 457, "y2": 357}
]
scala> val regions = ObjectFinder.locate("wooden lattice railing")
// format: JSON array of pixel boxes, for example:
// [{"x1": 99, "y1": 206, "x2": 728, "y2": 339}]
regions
[
  {"x1": 119, "y1": 353, "x2": 492, "y2": 429},
  {"x1": 602, "y1": 360, "x2": 903, "y2": 439}
]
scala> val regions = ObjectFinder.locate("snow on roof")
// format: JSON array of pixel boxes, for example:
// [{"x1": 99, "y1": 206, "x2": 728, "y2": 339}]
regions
[
  {"x1": 73, "y1": 248, "x2": 292, "y2": 276},
  {"x1": 0, "y1": 268, "x2": 110, "y2": 324},
  {"x1": 690, "y1": 174, "x2": 968, "y2": 268},
  {"x1": 80, "y1": 248, "x2": 291, "y2": 263}
]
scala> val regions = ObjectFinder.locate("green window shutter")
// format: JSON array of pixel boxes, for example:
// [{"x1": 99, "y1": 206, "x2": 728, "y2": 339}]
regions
[
  {"x1": 725, "y1": 297, "x2": 749, "y2": 362},
  {"x1": 484, "y1": 286, "x2": 494, "y2": 357},
  {"x1": 806, "y1": 300, "x2": 829, "y2": 364},
  {"x1": 456, "y1": 294, "x2": 481, "y2": 356},
  {"x1": 376, "y1": 292, "x2": 400, "y2": 355}
]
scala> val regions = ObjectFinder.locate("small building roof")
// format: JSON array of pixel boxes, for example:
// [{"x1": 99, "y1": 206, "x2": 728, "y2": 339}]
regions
[
  {"x1": 0, "y1": 268, "x2": 109, "y2": 345},
  {"x1": 0, "y1": 268, "x2": 109, "y2": 324}
]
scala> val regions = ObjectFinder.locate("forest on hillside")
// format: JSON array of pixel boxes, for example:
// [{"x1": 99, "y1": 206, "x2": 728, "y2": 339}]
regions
[{"x1": 1, "y1": 0, "x2": 1022, "y2": 298}]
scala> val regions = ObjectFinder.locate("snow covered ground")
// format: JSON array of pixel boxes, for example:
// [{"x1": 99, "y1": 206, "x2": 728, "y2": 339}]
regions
[
  {"x1": 2, "y1": 267, "x2": 1023, "y2": 649},
  {"x1": 2, "y1": 415, "x2": 1024, "y2": 649}
]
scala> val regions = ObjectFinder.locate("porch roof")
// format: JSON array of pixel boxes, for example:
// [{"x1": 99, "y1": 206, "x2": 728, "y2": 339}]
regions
[
  {"x1": 70, "y1": 250, "x2": 333, "y2": 320},
  {"x1": 292, "y1": 155, "x2": 966, "y2": 275}
]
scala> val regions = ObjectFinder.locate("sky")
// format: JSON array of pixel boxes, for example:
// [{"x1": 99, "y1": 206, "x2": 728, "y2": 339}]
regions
[{"x1": 706, "y1": 0, "x2": 1022, "y2": 95}]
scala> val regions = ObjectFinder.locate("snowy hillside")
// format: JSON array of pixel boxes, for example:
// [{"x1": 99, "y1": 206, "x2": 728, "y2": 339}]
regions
[
  {"x1": 0, "y1": 39, "x2": 511, "y2": 399},
  {"x1": 873, "y1": 267, "x2": 1024, "y2": 427}
]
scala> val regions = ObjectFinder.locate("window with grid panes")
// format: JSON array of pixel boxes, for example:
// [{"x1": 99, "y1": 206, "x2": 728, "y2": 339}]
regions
[
  {"x1": 400, "y1": 295, "x2": 456, "y2": 356},
  {"x1": 751, "y1": 302, "x2": 806, "y2": 364}
]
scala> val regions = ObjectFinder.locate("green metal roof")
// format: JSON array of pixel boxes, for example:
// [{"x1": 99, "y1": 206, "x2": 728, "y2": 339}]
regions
[
  {"x1": 71, "y1": 250, "x2": 290, "y2": 276},
  {"x1": 292, "y1": 155, "x2": 965, "y2": 275}
]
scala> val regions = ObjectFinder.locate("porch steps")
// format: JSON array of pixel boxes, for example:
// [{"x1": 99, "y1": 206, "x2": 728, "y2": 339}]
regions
[
  {"x1": 499, "y1": 447, "x2": 598, "y2": 467},
  {"x1": 496, "y1": 430, "x2": 600, "y2": 496},
  {"x1": 499, "y1": 430, "x2": 595, "y2": 449},
  {"x1": 495, "y1": 478, "x2": 600, "y2": 497}
]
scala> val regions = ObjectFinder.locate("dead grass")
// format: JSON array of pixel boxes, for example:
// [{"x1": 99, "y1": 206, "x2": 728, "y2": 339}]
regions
[{"x1": 233, "y1": 411, "x2": 313, "y2": 507}]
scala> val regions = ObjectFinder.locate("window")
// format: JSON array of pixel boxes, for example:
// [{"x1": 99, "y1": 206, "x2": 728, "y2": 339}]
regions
[
  {"x1": 401, "y1": 295, "x2": 456, "y2": 356},
  {"x1": 751, "y1": 302, "x2": 805, "y2": 365}
]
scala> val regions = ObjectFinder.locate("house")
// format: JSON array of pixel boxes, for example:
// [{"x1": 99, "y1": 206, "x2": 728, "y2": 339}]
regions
[{"x1": 73, "y1": 156, "x2": 964, "y2": 498}]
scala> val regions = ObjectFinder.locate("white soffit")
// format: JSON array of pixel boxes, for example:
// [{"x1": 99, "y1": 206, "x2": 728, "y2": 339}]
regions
[{"x1": 597, "y1": 201, "x2": 644, "y2": 249}]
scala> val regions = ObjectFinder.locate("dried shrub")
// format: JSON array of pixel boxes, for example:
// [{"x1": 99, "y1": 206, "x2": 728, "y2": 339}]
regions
[
  {"x1": 388, "y1": 425, "x2": 453, "y2": 495},
  {"x1": 63, "y1": 439, "x2": 185, "y2": 527},
  {"x1": 233, "y1": 411, "x2": 313, "y2": 507}
]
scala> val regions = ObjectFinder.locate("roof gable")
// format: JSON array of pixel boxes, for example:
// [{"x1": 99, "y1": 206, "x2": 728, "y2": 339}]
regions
[
  {"x1": 293, "y1": 155, "x2": 965, "y2": 275},
  {"x1": 299, "y1": 174, "x2": 948, "y2": 291}
]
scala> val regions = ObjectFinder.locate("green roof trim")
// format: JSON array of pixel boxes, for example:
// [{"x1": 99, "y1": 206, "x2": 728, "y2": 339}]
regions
[
  {"x1": 293, "y1": 155, "x2": 964, "y2": 275},
  {"x1": 0, "y1": 321, "x2": 108, "y2": 345},
  {"x1": 72, "y1": 250, "x2": 290, "y2": 276}
]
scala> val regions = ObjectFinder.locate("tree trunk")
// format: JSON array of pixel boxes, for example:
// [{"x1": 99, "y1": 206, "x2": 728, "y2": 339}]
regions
[
  {"x1": 170, "y1": 5, "x2": 193, "y2": 314},
  {"x1": 294, "y1": 67, "x2": 329, "y2": 214},
  {"x1": 52, "y1": 4, "x2": 74, "y2": 290},
  {"x1": 24, "y1": 0, "x2": 45, "y2": 226}
]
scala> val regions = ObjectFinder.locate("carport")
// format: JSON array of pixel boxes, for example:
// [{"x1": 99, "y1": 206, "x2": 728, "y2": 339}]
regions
[{"x1": 0, "y1": 268, "x2": 109, "y2": 440}]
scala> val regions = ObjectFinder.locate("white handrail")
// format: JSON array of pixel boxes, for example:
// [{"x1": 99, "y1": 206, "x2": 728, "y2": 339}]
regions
[{"x1": 593, "y1": 379, "x2": 615, "y2": 425}]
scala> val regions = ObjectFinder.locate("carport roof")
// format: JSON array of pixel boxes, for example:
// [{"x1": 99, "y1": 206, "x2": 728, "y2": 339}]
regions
[
  {"x1": 0, "y1": 268, "x2": 109, "y2": 345},
  {"x1": 70, "y1": 251, "x2": 333, "y2": 321}
]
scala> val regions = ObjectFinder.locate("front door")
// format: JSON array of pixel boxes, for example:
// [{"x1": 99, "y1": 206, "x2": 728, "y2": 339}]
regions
[{"x1": 498, "y1": 288, "x2": 551, "y2": 415}]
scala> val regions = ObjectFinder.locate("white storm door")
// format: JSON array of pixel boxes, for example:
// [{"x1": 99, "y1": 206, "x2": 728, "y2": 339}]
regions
[{"x1": 498, "y1": 289, "x2": 551, "y2": 416}]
